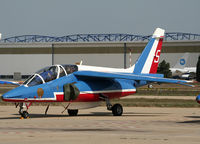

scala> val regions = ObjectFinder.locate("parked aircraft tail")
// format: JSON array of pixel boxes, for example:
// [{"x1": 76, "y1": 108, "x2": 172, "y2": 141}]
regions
[
  {"x1": 133, "y1": 28, "x2": 165, "y2": 74},
  {"x1": 174, "y1": 53, "x2": 189, "y2": 68}
]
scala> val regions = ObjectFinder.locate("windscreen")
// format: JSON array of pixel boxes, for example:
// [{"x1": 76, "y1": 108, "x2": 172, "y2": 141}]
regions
[
  {"x1": 23, "y1": 66, "x2": 59, "y2": 87},
  {"x1": 62, "y1": 65, "x2": 78, "y2": 74},
  {"x1": 27, "y1": 75, "x2": 43, "y2": 87}
]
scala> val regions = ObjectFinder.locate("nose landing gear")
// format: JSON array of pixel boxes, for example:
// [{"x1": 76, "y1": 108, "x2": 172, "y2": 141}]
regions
[
  {"x1": 18, "y1": 102, "x2": 31, "y2": 119},
  {"x1": 20, "y1": 111, "x2": 30, "y2": 119}
]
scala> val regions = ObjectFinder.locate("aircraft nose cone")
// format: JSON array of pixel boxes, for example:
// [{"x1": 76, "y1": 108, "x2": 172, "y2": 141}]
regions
[
  {"x1": 2, "y1": 86, "x2": 24, "y2": 101},
  {"x1": 2, "y1": 91, "x2": 22, "y2": 101},
  {"x1": 196, "y1": 95, "x2": 200, "y2": 104}
]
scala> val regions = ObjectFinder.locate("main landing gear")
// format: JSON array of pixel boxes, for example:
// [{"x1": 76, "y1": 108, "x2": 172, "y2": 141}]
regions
[
  {"x1": 61, "y1": 103, "x2": 79, "y2": 116},
  {"x1": 111, "y1": 103, "x2": 123, "y2": 116},
  {"x1": 68, "y1": 109, "x2": 79, "y2": 116},
  {"x1": 100, "y1": 95, "x2": 123, "y2": 116}
]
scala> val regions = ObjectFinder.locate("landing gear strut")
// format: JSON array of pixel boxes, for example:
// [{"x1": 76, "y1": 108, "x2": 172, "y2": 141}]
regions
[
  {"x1": 18, "y1": 102, "x2": 31, "y2": 119},
  {"x1": 100, "y1": 95, "x2": 123, "y2": 116}
]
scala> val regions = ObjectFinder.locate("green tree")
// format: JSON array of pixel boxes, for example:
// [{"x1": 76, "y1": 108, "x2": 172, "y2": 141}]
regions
[
  {"x1": 157, "y1": 60, "x2": 172, "y2": 78},
  {"x1": 196, "y1": 56, "x2": 200, "y2": 82}
]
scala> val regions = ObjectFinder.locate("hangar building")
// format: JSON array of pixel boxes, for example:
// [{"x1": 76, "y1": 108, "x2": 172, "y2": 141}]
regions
[{"x1": 0, "y1": 33, "x2": 200, "y2": 79}]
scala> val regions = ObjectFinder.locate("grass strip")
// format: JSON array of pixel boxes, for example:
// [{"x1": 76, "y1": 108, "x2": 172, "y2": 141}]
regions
[{"x1": 109, "y1": 98, "x2": 200, "y2": 108}]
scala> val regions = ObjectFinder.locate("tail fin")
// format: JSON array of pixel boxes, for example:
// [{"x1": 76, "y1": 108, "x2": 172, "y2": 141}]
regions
[
  {"x1": 174, "y1": 53, "x2": 189, "y2": 69},
  {"x1": 0, "y1": 33, "x2": 2, "y2": 40},
  {"x1": 133, "y1": 28, "x2": 165, "y2": 74}
]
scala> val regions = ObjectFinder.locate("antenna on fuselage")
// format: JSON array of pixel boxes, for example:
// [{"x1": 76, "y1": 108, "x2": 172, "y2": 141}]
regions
[{"x1": 80, "y1": 60, "x2": 83, "y2": 65}]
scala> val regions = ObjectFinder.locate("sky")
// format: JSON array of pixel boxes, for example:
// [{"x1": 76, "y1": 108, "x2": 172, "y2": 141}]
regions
[{"x1": 0, "y1": 0, "x2": 200, "y2": 38}]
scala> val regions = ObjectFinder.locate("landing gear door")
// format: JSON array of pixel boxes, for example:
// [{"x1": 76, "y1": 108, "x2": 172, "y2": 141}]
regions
[{"x1": 63, "y1": 83, "x2": 80, "y2": 101}]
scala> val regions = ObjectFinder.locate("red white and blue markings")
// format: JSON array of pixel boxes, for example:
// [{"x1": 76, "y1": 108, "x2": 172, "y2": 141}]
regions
[{"x1": 2, "y1": 89, "x2": 136, "y2": 102}]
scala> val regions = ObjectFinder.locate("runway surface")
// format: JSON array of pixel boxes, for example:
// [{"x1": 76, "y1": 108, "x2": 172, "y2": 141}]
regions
[{"x1": 0, "y1": 106, "x2": 200, "y2": 144}]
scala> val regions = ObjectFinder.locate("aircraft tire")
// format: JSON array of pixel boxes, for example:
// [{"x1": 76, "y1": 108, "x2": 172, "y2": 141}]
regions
[
  {"x1": 68, "y1": 109, "x2": 78, "y2": 116},
  {"x1": 21, "y1": 111, "x2": 29, "y2": 119},
  {"x1": 112, "y1": 104, "x2": 123, "y2": 116}
]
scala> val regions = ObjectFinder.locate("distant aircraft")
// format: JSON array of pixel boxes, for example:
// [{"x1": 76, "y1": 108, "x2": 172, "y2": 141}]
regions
[
  {"x1": 0, "y1": 80, "x2": 20, "y2": 85},
  {"x1": 0, "y1": 34, "x2": 21, "y2": 85},
  {"x1": 170, "y1": 53, "x2": 196, "y2": 79},
  {"x1": 1, "y1": 28, "x2": 193, "y2": 119},
  {"x1": 196, "y1": 95, "x2": 200, "y2": 104}
]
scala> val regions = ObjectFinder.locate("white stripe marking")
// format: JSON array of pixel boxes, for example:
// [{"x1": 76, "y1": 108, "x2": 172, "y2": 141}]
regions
[
  {"x1": 55, "y1": 89, "x2": 136, "y2": 95},
  {"x1": 141, "y1": 39, "x2": 159, "y2": 73}
]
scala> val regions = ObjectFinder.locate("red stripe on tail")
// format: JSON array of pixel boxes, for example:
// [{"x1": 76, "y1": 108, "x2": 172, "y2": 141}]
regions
[{"x1": 149, "y1": 38, "x2": 163, "y2": 74}]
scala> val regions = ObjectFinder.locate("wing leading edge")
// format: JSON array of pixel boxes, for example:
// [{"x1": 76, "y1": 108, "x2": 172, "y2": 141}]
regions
[
  {"x1": 74, "y1": 71, "x2": 193, "y2": 87},
  {"x1": 0, "y1": 80, "x2": 20, "y2": 86}
]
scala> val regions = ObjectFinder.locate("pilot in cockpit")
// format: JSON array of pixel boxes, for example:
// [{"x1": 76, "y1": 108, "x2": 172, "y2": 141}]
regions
[
  {"x1": 40, "y1": 68, "x2": 57, "y2": 82},
  {"x1": 40, "y1": 70, "x2": 53, "y2": 82}
]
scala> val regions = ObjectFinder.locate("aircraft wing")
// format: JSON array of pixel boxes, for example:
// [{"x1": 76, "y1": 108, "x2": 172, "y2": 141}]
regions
[
  {"x1": 74, "y1": 71, "x2": 193, "y2": 87},
  {"x1": 0, "y1": 80, "x2": 20, "y2": 86}
]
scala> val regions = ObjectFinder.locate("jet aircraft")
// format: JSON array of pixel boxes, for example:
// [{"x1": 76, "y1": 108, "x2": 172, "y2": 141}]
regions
[
  {"x1": 1, "y1": 28, "x2": 193, "y2": 119},
  {"x1": 196, "y1": 95, "x2": 200, "y2": 104},
  {"x1": 170, "y1": 53, "x2": 196, "y2": 79}
]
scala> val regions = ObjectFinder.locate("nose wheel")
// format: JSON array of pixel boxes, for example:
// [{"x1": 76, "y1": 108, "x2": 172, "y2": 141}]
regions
[
  {"x1": 20, "y1": 111, "x2": 30, "y2": 119},
  {"x1": 18, "y1": 102, "x2": 31, "y2": 119}
]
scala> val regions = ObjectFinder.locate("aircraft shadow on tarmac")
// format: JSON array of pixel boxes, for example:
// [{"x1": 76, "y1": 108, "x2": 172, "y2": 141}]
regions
[
  {"x1": 80, "y1": 112, "x2": 167, "y2": 117},
  {"x1": 0, "y1": 127, "x2": 116, "y2": 132},
  {"x1": 0, "y1": 126, "x2": 149, "y2": 133},
  {"x1": 177, "y1": 116, "x2": 200, "y2": 124},
  {"x1": 0, "y1": 112, "x2": 168, "y2": 120}
]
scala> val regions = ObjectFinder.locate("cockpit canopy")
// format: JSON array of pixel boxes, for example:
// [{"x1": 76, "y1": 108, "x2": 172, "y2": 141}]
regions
[{"x1": 23, "y1": 65, "x2": 78, "y2": 87}]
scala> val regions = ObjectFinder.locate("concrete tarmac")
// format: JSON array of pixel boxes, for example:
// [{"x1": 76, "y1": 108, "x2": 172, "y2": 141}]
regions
[
  {"x1": 0, "y1": 106, "x2": 200, "y2": 144},
  {"x1": 122, "y1": 95, "x2": 196, "y2": 100}
]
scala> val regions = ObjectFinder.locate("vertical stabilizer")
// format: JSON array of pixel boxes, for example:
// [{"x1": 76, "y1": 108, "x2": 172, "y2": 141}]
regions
[
  {"x1": 174, "y1": 53, "x2": 189, "y2": 69},
  {"x1": 0, "y1": 33, "x2": 2, "y2": 40},
  {"x1": 133, "y1": 28, "x2": 165, "y2": 74}
]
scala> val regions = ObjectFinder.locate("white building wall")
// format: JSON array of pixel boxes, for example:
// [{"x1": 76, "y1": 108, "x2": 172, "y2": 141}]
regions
[
  {"x1": 0, "y1": 53, "x2": 199, "y2": 76},
  {"x1": 54, "y1": 53, "x2": 199, "y2": 69},
  {"x1": 0, "y1": 54, "x2": 51, "y2": 75}
]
